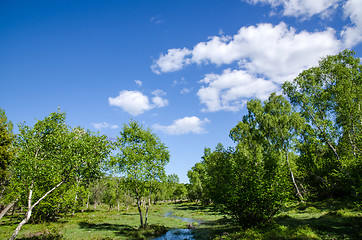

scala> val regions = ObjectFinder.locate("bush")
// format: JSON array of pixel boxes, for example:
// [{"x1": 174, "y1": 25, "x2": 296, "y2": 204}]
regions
[{"x1": 204, "y1": 147, "x2": 290, "y2": 227}]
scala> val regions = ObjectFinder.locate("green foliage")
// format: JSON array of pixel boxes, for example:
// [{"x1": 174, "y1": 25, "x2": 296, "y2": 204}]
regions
[
  {"x1": 112, "y1": 120, "x2": 170, "y2": 184},
  {"x1": 194, "y1": 94, "x2": 302, "y2": 226},
  {"x1": 0, "y1": 108, "x2": 14, "y2": 186},
  {"x1": 173, "y1": 183, "x2": 188, "y2": 201},
  {"x1": 187, "y1": 160, "x2": 208, "y2": 203},
  {"x1": 10, "y1": 110, "x2": 112, "y2": 221},
  {"x1": 204, "y1": 145, "x2": 290, "y2": 227},
  {"x1": 112, "y1": 120, "x2": 170, "y2": 227},
  {"x1": 282, "y1": 49, "x2": 362, "y2": 199}
]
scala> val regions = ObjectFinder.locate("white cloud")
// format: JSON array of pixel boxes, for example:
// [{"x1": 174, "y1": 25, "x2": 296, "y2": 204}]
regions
[
  {"x1": 244, "y1": 0, "x2": 362, "y2": 47},
  {"x1": 109, "y1": 90, "x2": 152, "y2": 116},
  {"x1": 108, "y1": 90, "x2": 168, "y2": 116},
  {"x1": 245, "y1": 0, "x2": 340, "y2": 18},
  {"x1": 152, "y1": 22, "x2": 342, "y2": 113},
  {"x1": 135, "y1": 80, "x2": 143, "y2": 87},
  {"x1": 153, "y1": 116, "x2": 210, "y2": 135},
  {"x1": 193, "y1": 22, "x2": 341, "y2": 83},
  {"x1": 180, "y1": 88, "x2": 193, "y2": 94},
  {"x1": 92, "y1": 122, "x2": 119, "y2": 130},
  {"x1": 197, "y1": 69, "x2": 279, "y2": 112},
  {"x1": 151, "y1": 89, "x2": 169, "y2": 107},
  {"x1": 342, "y1": 0, "x2": 362, "y2": 48},
  {"x1": 151, "y1": 48, "x2": 192, "y2": 74},
  {"x1": 153, "y1": 22, "x2": 341, "y2": 83}
]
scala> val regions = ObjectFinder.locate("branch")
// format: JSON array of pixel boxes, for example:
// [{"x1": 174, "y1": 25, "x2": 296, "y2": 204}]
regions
[
  {"x1": 31, "y1": 180, "x2": 65, "y2": 209},
  {"x1": 348, "y1": 132, "x2": 362, "y2": 155},
  {"x1": 306, "y1": 107, "x2": 340, "y2": 160}
]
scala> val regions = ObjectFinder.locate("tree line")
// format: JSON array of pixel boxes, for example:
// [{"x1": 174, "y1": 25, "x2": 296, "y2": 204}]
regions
[
  {"x1": 0, "y1": 111, "x2": 187, "y2": 239},
  {"x1": 187, "y1": 50, "x2": 361, "y2": 226}
]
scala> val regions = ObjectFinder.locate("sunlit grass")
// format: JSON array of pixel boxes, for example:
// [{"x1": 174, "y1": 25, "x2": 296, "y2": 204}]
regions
[
  {"x1": 1, "y1": 199, "x2": 360, "y2": 239},
  {"x1": 0, "y1": 201, "x2": 225, "y2": 239},
  {"x1": 210, "y1": 199, "x2": 362, "y2": 240},
  {"x1": 0, "y1": 203, "x2": 188, "y2": 239}
]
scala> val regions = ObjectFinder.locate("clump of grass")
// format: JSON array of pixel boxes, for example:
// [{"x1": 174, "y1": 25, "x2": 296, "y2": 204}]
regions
[{"x1": 18, "y1": 223, "x2": 64, "y2": 240}]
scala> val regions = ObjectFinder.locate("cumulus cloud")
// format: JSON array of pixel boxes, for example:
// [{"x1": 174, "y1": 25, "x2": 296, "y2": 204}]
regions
[
  {"x1": 153, "y1": 116, "x2": 210, "y2": 135},
  {"x1": 152, "y1": 22, "x2": 341, "y2": 83},
  {"x1": 245, "y1": 0, "x2": 340, "y2": 18},
  {"x1": 231, "y1": 23, "x2": 341, "y2": 83},
  {"x1": 108, "y1": 90, "x2": 168, "y2": 116},
  {"x1": 152, "y1": 22, "x2": 342, "y2": 113},
  {"x1": 151, "y1": 48, "x2": 192, "y2": 74},
  {"x1": 92, "y1": 122, "x2": 119, "y2": 130},
  {"x1": 244, "y1": 0, "x2": 362, "y2": 48},
  {"x1": 342, "y1": 0, "x2": 362, "y2": 48},
  {"x1": 150, "y1": 1, "x2": 360, "y2": 114},
  {"x1": 197, "y1": 69, "x2": 279, "y2": 112}
]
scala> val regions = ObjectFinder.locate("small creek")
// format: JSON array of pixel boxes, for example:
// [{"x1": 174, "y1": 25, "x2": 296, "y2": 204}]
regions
[{"x1": 151, "y1": 212, "x2": 203, "y2": 240}]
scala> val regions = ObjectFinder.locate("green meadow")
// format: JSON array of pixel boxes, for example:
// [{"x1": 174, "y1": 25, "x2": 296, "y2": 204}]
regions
[{"x1": 1, "y1": 200, "x2": 361, "y2": 240}]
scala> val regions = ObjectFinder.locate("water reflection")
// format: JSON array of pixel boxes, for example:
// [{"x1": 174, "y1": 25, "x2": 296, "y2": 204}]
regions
[
  {"x1": 152, "y1": 228, "x2": 194, "y2": 240},
  {"x1": 164, "y1": 211, "x2": 203, "y2": 224},
  {"x1": 152, "y1": 212, "x2": 202, "y2": 240}
]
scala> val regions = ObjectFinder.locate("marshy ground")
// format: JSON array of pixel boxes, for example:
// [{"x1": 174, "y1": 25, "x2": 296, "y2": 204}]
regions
[{"x1": 0, "y1": 200, "x2": 361, "y2": 239}]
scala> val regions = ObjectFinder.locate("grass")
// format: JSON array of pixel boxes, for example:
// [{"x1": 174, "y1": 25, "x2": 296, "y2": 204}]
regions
[
  {"x1": 0, "y1": 199, "x2": 361, "y2": 239},
  {"x1": 0, "y1": 201, "x2": 225, "y2": 240},
  {"x1": 210, "y1": 199, "x2": 362, "y2": 240}
]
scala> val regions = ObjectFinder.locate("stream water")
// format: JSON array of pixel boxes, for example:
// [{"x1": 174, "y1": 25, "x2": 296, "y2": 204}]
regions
[{"x1": 151, "y1": 212, "x2": 203, "y2": 240}]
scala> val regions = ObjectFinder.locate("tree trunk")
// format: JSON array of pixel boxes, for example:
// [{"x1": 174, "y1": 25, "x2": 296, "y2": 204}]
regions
[
  {"x1": 136, "y1": 190, "x2": 144, "y2": 228},
  {"x1": 285, "y1": 151, "x2": 304, "y2": 202},
  {"x1": 309, "y1": 111, "x2": 340, "y2": 160},
  {"x1": 0, "y1": 198, "x2": 18, "y2": 220},
  {"x1": 72, "y1": 192, "x2": 78, "y2": 216},
  {"x1": 9, "y1": 207, "x2": 32, "y2": 240},
  {"x1": 10, "y1": 183, "x2": 34, "y2": 240},
  {"x1": 10, "y1": 180, "x2": 64, "y2": 240},
  {"x1": 86, "y1": 193, "x2": 90, "y2": 210},
  {"x1": 144, "y1": 196, "x2": 151, "y2": 228}
]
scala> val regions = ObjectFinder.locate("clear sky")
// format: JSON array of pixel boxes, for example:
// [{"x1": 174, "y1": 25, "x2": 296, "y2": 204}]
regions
[{"x1": 1, "y1": 0, "x2": 361, "y2": 183}]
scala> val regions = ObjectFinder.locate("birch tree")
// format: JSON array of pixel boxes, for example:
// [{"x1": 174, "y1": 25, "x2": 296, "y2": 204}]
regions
[
  {"x1": 282, "y1": 50, "x2": 361, "y2": 198},
  {"x1": 112, "y1": 121, "x2": 169, "y2": 228},
  {"x1": 8, "y1": 111, "x2": 111, "y2": 240},
  {"x1": 230, "y1": 94, "x2": 304, "y2": 200}
]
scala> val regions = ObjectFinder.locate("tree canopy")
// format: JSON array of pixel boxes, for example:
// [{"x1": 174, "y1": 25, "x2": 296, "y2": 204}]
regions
[
  {"x1": 112, "y1": 120, "x2": 170, "y2": 228},
  {"x1": 282, "y1": 49, "x2": 361, "y2": 198},
  {"x1": 187, "y1": 50, "x2": 362, "y2": 227},
  {"x1": 0, "y1": 108, "x2": 14, "y2": 187},
  {"x1": 8, "y1": 110, "x2": 112, "y2": 239}
]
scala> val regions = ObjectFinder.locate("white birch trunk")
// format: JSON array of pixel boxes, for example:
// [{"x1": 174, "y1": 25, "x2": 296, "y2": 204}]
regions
[
  {"x1": 0, "y1": 198, "x2": 18, "y2": 220},
  {"x1": 9, "y1": 180, "x2": 64, "y2": 240}
]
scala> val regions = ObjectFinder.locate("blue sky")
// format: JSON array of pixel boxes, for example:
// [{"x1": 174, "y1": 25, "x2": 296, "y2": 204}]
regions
[{"x1": 1, "y1": 0, "x2": 361, "y2": 183}]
